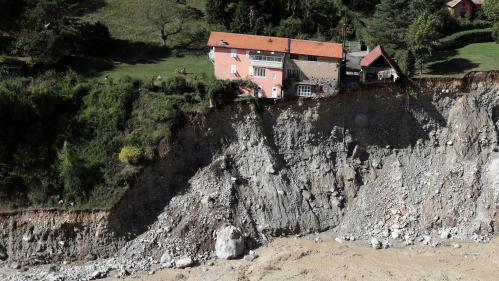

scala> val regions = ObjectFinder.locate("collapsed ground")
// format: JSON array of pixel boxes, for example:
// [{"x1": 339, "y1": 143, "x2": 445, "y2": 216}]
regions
[{"x1": 1, "y1": 73, "x2": 498, "y2": 280}]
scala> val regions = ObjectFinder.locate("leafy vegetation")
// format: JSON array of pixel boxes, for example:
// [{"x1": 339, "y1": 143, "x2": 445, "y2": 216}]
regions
[
  {"x1": 0, "y1": 70, "x2": 255, "y2": 210},
  {"x1": 437, "y1": 28, "x2": 493, "y2": 50}
]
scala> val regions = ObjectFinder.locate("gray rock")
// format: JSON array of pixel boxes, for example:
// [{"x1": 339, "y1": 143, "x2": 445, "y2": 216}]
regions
[
  {"x1": 334, "y1": 237, "x2": 345, "y2": 244},
  {"x1": 370, "y1": 237, "x2": 381, "y2": 249},
  {"x1": 440, "y1": 229, "x2": 451, "y2": 239},
  {"x1": 175, "y1": 272, "x2": 185, "y2": 279},
  {"x1": 175, "y1": 256, "x2": 193, "y2": 268},
  {"x1": 215, "y1": 225, "x2": 244, "y2": 259},
  {"x1": 243, "y1": 251, "x2": 258, "y2": 262},
  {"x1": 10, "y1": 261, "x2": 20, "y2": 269},
  {"x1": 160, "y1": 252, "x2": 173, "y2": 267}
]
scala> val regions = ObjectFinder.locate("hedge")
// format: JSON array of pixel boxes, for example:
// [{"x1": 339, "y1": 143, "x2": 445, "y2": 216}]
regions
[{"x1": 436, "y1": 28, "x2": 493, "y2": 50}]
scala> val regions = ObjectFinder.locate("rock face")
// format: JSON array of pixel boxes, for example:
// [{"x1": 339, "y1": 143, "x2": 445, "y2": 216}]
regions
[
  {"x1": 215, "y1": 225, "x2": 244, "y2": 259},
  {"x1": 0, "y1": 244, "x2": 7, "y2": 261},
  {"x1": 2, "y1": 73, "x2": 499, "y2": 281}
]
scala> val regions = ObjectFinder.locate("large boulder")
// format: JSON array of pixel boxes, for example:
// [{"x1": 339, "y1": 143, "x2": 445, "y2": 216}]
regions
[{"x1": 215, "y1": 225, "x2": 244, "y2": 259}]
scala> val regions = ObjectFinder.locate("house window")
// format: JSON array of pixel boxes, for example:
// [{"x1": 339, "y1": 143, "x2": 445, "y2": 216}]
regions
[
  {"x1": 287, "y1": 69, "x2": 299, "y2": 79},
  {"x1": 231, "y1": 49, "x2": 237, "y2": 58},
  {"x1": 273, "y1": 73, "x2": 277, "y2": 80},
  {"x1": 308, "y1": 56, "x2": 317, "y2": 61},
  {"x1": 230, "y1": 64, "x2": 237, "y2": 74},
  {"x1": 297, "y1": 85, "x2": 313, "y2": 97},
  {"x1": 290, "y1": 54, "x2": 299, "y2": 60},
  {"x1": 254, "y1": 67, "x2": 266, "y2": 78}
]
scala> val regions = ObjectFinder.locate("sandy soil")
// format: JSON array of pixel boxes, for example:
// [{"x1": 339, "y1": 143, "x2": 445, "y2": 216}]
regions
[{"x1": 104, "y1": 236, "x2": 499, "y2": 281}]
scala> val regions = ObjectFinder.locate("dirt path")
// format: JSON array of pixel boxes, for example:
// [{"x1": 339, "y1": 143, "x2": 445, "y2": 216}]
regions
[{"x1": 105, "y1": 237, "x2": 499, "y2": 281}]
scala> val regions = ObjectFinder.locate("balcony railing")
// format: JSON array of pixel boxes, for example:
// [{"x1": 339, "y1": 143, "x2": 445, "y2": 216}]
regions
[
  {"x1": 208, "y1": 50, "x2": 215, "y2": 63},
  {"x1": 249, "y1": 55, "x2": 283, "y2": 69}
]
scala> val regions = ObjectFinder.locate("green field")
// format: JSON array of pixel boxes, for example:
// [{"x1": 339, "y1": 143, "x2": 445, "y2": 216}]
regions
[
  {"x1": 96, "y1": 55, "x2": 213, "y2": 81},
  {"x1": 78, "y1": 0, "x2": 211, "y2": 80},
  {"x1": 423, "y1": 42, "x2": 499, "y2": 77}
]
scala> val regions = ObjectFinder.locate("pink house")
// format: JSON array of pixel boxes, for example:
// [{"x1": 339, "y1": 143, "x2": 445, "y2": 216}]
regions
[{"x1": 208, "y1": 32, "x2": 343, "y2": 99}]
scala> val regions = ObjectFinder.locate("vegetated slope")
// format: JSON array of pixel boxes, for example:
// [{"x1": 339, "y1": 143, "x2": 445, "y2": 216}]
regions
[{"x1": 2, "y1": 73, "x2": 499, "y2": 280}]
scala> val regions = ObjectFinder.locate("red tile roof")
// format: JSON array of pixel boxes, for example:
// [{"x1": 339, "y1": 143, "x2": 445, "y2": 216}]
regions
[
  {"x1": 446, "y1": 0, "x2": 470, "y2": 7},
  {"x1": 207, "y1": 32, "x2": 343, "y2": 59},
  {"x1": 207, "y1": 32, "x2": 289, "y2": 53},
  {"x1": 290, "y1": 39, "x2": 343, "y2": 59},
  {"x1": 360, "y1": 45, "x2": 399, "y2": 71}
]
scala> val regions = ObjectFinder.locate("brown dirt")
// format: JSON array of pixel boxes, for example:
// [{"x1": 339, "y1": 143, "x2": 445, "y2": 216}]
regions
[{"x1": 105, "y1": 236, "x2": 499, "y2": 281}]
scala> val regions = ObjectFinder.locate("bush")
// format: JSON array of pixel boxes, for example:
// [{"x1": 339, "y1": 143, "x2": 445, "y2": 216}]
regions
[
  {"x1": 493, "y1": 22, "x2": 499, "y2": 43},
  {"x1": 118, "y1": 146, "x2": 142, "y2": 165},
  {"x1": 165, "y1": 76, "x2": 191, "y2": 95},
  {"x1": 436, "y1": 28, "x2": 493, "y2": 50},
  {"x1": 76, "y1": 21, "x2": 112, "y2": 57}
]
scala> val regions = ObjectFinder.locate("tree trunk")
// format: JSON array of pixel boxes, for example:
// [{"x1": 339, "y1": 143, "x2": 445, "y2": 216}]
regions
[{"x1": 160, "y1": 29, "x2": 168, "y2": 48}]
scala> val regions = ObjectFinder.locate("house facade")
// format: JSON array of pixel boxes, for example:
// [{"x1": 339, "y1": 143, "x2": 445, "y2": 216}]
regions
[
  {"x1": 360, "y1": 46, "x2": 400, "y2": 84},
  {"x1": 207, "y1": 32, "x2": 343, "y2": 99},
  {"x1": 445, "y1": 0, "x2": 475, "y2": 17}
]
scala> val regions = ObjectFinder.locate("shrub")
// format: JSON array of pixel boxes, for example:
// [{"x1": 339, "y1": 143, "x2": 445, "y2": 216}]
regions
[
  {"x1": 165, "y1": 76, "x2": 190, "y2": 95},
  {"x1": 436, "y1": 28, "x2": 493, "y2": 50},
  {"x1": 493, "y1": 22, "x2": 499, "y2": 43},
  {"x1": 76, "y1": 21, "x2": 112, "y2": 57},
  {"x1": 118, "y1": 146, "x2": 142, "y2": 165}
]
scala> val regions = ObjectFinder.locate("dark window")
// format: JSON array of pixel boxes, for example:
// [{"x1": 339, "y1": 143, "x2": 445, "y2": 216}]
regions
[
  {"x1": 286, "y1": 69, "x2": 299, "y2": 78},
  {"x1": 308, "y1": 56, "x2": 317, "y2": 61},
  {"x1": 290, "y1": 54, "x2": 299, "y2": 60}
]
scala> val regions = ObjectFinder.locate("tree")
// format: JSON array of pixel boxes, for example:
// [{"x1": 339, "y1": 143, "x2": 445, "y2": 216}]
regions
[
  {"x1": 13, "y1": 0, "x2": 81, "y2": 64},
  {"x1": 142, "y1": 0, "x2": 201, "y2": 48},
  {"x1": 368, "y1": 0, "x2": 412, "y2": 53},
  {"x1": 483, "y1": 0, "x2": 499, "y2": 21},
  {"x1": 0, "y1": 0, "x2": 26, "y2": 34},
  {"x1": 407, "y1": 13, "x2": 442, "y2": 74},
  {"x1": 206, "y1": 0, "x2": 231, "y2": 28}
]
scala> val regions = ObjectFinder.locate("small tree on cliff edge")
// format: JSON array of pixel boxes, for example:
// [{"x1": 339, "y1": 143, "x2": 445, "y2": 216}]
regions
[{"x1": 142, "y1": 0, "x2": 201, "y2": 48}]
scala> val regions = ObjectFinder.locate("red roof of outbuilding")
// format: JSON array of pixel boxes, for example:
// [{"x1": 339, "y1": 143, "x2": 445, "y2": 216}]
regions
[
  {"x1": 290, "y1": 39, "x2": 343, "y2": 59},
  {"x1": 360, "y1": 45, "x2": 399, "y2": 72},
  {"x1": 207, "y1": 32, "x2": 289, "y2": 53},
  {"x1": 207, "y1": 32, "x2": 343, "y2": 59}
]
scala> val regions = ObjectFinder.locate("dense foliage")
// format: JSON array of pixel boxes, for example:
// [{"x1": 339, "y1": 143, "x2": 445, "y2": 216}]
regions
[
  {"x1": 0, "y1": 71, "x2": 255, "y2": 210},
  {"x1": 437, "y1": 28, "x2": 494, "y2": 50},
  {"x1": 205, "y1": 0, "x2": 375, "y2": 40},
  {"x1": 1, "y1": 0, "x2": 111, "y2": 66}
]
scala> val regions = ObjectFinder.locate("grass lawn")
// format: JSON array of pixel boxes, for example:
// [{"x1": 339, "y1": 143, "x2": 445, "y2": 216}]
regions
[
  {"x1": 421, "y1": 42, "x2": 499, "y2": 78},
  {"x1": 77, "y1": 0, "x2": 211, "y2": 81},
  {"x1": 96, "y1": 54, "x2": 213, "y2": 81},
  {"x1": 83, "y1": 0, "x2": 206, "y2": 44}
]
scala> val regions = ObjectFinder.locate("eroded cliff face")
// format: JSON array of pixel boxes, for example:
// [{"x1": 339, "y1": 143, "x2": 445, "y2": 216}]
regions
[
  {"x1": 113, "y1": 72, "x2": 499, "y2": 263},
  {"x1": 1, "y1": 73, "x2": 498, "y2": 276}
]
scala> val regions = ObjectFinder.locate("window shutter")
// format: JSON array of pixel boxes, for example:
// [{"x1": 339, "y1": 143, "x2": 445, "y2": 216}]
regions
[{"x1": 248, "y1": 66, "x2": 254, "y2": 76}]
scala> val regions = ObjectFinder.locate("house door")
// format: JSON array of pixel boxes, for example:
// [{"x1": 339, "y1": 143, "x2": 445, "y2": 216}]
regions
[
  {"x1": 257, "y1": 86, "x2": 263, "y2": 98},
  {"x1": 272, "y1": 87, "x2": 278, "y2": 99}
]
